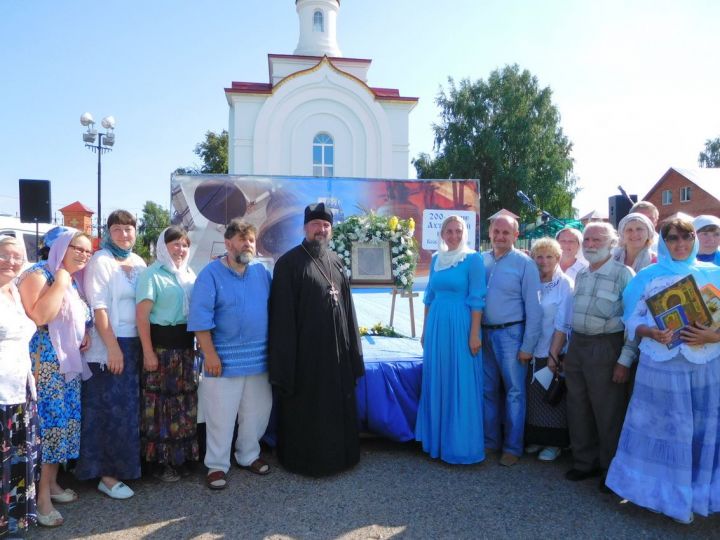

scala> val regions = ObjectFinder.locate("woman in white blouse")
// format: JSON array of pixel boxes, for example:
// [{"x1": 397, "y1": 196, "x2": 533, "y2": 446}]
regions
[
  {"x1": 74, "y1": 210, "x2": 146, "y2": 500},
  {"x1": 524, "y1": 237, "x2": 573, "y2": 462},
  {"x1": 0, "y1": 235, "x2": 40, "y2": 536}
]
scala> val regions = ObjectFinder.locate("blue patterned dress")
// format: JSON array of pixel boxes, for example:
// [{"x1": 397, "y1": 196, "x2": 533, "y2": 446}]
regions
[{"x1": 22, "y1": 263, "x2": 91, "y2": 464}]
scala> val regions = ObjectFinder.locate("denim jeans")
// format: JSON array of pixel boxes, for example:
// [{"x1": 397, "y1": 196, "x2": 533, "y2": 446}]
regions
[{"x1": 482, "y1": 324, "x2": 528, "y2": 456}]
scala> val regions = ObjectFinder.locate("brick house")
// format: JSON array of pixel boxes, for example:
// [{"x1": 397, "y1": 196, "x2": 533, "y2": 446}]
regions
[{"x1": 644, "y1": 167, "x2": 720, "y2": 222}]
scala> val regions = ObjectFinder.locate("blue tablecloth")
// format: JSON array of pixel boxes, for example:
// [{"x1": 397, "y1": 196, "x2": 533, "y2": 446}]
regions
[
  {"x1": 261, "y1": 336, "x2": 423, "y2": 446},
  {"x1": 356, "y1": 336, "x2": 423, "y2": 442}
]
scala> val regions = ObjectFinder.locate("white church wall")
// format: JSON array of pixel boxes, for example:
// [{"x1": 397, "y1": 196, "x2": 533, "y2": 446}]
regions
[
  {"x1": 381, "y1": 102, "x2": 415, "y2": 179},
  {"x1": 251, "y1": 63, "x2": 393, "y2": 178},
  {"x1": 288, "y1": 110, "x2": 359, "y2": 177},
  {"x1": 228, "y1": 96, "x2": 266, "y2": 174}
]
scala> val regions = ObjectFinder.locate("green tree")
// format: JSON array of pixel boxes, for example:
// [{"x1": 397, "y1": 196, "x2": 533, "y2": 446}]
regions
[
  {"x1": 699, "y1": 137, "x2": 720, "y2": 168},
  {"x1": 136, "y1": 201, "x2": 170, "y2": 262},
  {"x1": 413, "y1": 64, "x2": 578, "y2": 226},
  {"x1": 176, "y1": 130, "x2": 229, "y2": 174}
]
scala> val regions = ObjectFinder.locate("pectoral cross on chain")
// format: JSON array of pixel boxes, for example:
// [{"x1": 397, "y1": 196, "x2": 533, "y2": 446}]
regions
[{"x1": 329, "y1": 284, "x2": 339, "y2": 306}]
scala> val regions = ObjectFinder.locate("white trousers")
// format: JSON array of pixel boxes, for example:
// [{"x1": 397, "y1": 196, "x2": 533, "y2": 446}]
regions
[{"x1": 199, "y1": 373, "x2": 272, "y2": 473}]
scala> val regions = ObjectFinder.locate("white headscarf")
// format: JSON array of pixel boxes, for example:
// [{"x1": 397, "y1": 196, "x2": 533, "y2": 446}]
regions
[
  {"x1": 613, "y1": 212, "x2": 657, "y2": 272},
  {"x1": 434, "y1": 217, "x2": 475, "y2": 272},
  {"x1": 155, "y1": 227, "x2": 196, "y2": 316}
]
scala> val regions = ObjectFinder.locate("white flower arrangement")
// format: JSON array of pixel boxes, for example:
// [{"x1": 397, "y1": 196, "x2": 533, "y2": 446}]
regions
[{"x1": 331, "y1": 212, "x2": 418, "y2": 290}]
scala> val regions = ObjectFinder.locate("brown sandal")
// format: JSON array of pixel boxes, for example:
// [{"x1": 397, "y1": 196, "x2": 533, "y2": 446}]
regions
[
  {"x1": 206, "y1": 470, "x2": 227, "y2": 490},
  {"x1": 240, "y1": 458, "x2": 270, "y2": 475}
]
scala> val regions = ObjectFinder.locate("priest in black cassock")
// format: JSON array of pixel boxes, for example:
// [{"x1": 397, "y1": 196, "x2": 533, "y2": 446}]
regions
[{"x1": 268, "y1": 202, "x2": 364, "y2": 477}]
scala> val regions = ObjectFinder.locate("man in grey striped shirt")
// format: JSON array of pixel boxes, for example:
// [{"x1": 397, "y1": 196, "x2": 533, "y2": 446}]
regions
[{"x1": 564, "y1": 222, "x2": 636, "y2": 490}]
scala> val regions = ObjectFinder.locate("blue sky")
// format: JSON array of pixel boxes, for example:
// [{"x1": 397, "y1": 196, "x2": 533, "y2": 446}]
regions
[{"x1": 1, "y1": 0, "x2": 718, "y2": 223}]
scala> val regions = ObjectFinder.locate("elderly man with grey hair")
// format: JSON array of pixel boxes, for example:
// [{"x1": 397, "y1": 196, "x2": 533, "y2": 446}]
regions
[{"x1": 564, "y1": 221, "x2": 637, "y2": 490}]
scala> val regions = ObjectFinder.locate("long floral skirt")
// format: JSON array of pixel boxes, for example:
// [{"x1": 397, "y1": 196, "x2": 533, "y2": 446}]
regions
[
  {"x1": 31, "y1": 328, "x2": 81, "y2": 463},
  {"x1": 606, "y1": 355, "x2": 720, "y2": 521},
  {"x1": 141, "y1": 346, "x2": 199, "y2": 466},
  {"x1": 1, "y1": 397, "x2": 40, "y2": 537},
  {"x1": 74, "y1": 337, "x2": 141, "y2": 481}
]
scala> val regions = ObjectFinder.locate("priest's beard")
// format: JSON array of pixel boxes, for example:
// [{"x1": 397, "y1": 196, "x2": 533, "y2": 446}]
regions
[
  {"x1": 583, "y1": 246, "x2": 611, "y2": 265},
  {"x1": 234, "y1": 251, "x2": 254, "y2": 265},
  {"x1": 305, "y1": 238, "x2": 329, "y2": 257}
]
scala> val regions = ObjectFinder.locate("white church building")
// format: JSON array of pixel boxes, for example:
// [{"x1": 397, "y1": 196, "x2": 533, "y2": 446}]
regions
[{"x1": 225, "y1": 0, "x2": 418, "y2": 179}]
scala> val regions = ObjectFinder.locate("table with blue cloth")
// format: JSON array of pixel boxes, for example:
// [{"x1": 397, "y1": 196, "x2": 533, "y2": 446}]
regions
[
  {"x1": 259, "y1": 336, "x2": 423, "y2": 447},
  {"x1": 355, "y1": 335, "x2": 423, "y2": 441}
]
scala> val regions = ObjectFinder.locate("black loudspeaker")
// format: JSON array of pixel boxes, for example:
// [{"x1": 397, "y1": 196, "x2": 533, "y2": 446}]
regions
[
  {"x1": 608, "y1": 194, "x2": 637, "y2": 230},
  {"x1": 19, "y1": 179, "x2": 52, "y2": 224}
]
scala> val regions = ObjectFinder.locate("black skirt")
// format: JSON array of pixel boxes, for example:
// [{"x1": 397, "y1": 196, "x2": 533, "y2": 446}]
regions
[{"x1": 525, "y1": 357, "x2": 570, "y2": 447}]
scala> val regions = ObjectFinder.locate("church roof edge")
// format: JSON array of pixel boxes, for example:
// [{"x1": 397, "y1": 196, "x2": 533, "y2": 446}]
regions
[
  {"x1": 226, "y1": 57, "x2": 417, "y2": 103},
  {"x1": 268, "y1": 53, "x2": 371, "y2": 64}
]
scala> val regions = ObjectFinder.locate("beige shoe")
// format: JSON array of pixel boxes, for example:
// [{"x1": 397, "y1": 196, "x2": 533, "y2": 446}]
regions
[
  {"x1": 37, "y1": 509, "x2": 64, "y2": 527},
  {"x1": 500, "y1": 452, "x2": 519, "y2": 467}
]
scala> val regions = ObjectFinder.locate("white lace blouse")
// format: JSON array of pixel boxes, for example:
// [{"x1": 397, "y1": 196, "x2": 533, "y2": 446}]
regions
[
  {"x1": 533, "y1": 271, "x2": 574, "y2": 358},
  {"x1": 625, "y1": 274, "x2": 720, "y2": 364}
]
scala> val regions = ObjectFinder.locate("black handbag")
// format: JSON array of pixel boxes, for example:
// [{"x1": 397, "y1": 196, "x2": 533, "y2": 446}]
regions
[{"x1": 544, "y1": 353, "x2": 566, "y2": 406}]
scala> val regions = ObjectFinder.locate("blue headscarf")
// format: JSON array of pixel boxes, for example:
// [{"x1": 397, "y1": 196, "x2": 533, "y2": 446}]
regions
[
  {"x1": 43, "y1": 226, "x2": 73, "y2": 249},
  {"x1": 100, "y1": 233, "x2": 133, "y2": 259},
  {"x1": 622, "y1": 230, "x2": 720, "y2": 323}
]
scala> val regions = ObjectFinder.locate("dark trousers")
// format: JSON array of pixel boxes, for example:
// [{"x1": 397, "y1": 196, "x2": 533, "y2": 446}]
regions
[{"x1": 565, "y1": 331, "x2": 630, "y2": 471}]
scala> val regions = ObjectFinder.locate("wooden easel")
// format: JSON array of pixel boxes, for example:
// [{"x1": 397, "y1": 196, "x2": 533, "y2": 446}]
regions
[
  {"x1": 351, "y1": 284, "x2": 418, "y2": 338},
  {"x1": 389, "y1": 287, "x2": 418, "y2": 338}
]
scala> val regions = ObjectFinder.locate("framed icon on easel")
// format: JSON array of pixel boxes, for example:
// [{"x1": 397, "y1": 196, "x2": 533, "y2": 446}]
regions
[{"x1": 350, "y1": 241, "x2": 393, "y2": 285}]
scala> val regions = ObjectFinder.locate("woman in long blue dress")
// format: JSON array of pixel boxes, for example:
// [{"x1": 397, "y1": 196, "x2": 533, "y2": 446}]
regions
[
  {"x1": 415, "y1": 215, "x2": 486, "y2": 464},
  {"x1": 606, "y1": 217, "x2": 720, "y2": 525}
]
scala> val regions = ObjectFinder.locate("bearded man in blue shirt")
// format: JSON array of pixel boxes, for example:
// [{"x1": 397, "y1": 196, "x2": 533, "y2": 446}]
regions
[{"x1": 188, "y1": 219, "x2": 273, "y2": 490}]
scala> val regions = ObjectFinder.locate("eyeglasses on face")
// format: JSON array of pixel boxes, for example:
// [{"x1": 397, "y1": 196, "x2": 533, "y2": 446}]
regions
[
  {"x1": 0, "y1": 254, "x2": 25, "y2": 264},
  {"x1": 664, "y1": 232, "x2": 695, "y2": 243},
  {"x1": 68, "y1": 245, "x2": 93, "y2": 257}
]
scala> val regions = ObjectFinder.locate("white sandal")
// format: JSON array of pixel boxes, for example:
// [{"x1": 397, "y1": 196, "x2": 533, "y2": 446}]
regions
[{"x1": 37, "y1": 508, "x2": 64, "y2": 527}]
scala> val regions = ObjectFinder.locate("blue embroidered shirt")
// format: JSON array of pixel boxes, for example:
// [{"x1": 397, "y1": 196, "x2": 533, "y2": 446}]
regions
[{"x1": 188, "y1": 258, "x2": 272, "y2": 377}]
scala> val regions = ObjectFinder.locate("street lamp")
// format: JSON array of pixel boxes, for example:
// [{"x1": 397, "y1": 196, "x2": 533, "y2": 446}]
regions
[{"x1": 80, "y1": 112, "x2": 116, "y2": 237}]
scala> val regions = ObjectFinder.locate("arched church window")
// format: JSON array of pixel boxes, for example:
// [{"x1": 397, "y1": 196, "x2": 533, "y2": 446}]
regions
[
  {"x1": 313, "y1": 10, "x2": 324, "y2": 32},
  {"x1": 313, "y1": 133, "x2": 334, "y2": 177}
]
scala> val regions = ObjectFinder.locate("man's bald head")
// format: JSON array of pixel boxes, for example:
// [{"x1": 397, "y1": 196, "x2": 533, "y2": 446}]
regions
[
  {"x1": 490, "y1": 215, "x2": 519, "y2": 233},
  {"x1": 490, "y1": 215, "x2": 520, "y2": 256}
]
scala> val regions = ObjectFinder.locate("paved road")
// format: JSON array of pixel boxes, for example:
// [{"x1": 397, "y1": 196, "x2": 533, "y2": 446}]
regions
[{"x1": 31, "y1": 439, "x2": 717, "y2": 539}]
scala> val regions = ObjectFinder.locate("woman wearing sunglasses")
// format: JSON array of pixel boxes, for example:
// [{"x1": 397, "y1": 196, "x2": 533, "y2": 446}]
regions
[
  {"x1": 605, "y1": 218, "x2": 720, "y2": 525},
  {"x1": 18, "y1": 229, "x2": 94, "y2": 528}
]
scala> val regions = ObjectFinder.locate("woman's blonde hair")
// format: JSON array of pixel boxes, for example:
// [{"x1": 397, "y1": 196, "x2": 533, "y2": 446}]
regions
[
  {"x1": 440, "y1": 215, "x2": 466, "y2": 235},
  {"x1": 0, "y1": 234, "x2": 19, "y2": 248},
  {"x1": 530, "y1": 237, "x2": 562, "y2": 259},
  {"x1": 0, "y1": 234, "x2": 27, "y2": 267}
]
